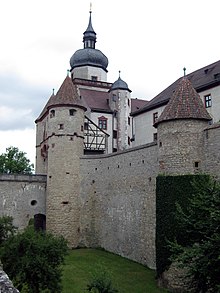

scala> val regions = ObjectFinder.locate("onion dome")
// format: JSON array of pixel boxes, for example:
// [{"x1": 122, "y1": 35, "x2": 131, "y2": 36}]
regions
[
  {"x1": 110, "y1": 72, "x2": 131, "y2": 92},
  {"x1": 70, "y1": 48, "x2": 108, "y2": 71},
  {"x1": 70, "y1": 11, "x2": 108, "y2": 72},
  {"x1": 154, "y1": 77, "x2": 212, "y2": 127}
]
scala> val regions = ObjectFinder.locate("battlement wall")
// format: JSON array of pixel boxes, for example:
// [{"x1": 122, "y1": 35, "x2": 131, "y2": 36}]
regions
[
  {"x1": 80, "y1": 142, "x2": 158, "y2": 269},
  {"x1": 0, "y1": 174, "x2": 46, "y2": 229}
]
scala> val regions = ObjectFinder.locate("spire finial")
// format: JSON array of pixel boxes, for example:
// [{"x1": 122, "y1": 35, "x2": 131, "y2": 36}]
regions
[
  {"x1": 183, "y1": 67, "x2": 186, "y2": 77},
  {"x1": 119, "y1": 70, "x2": 121, "y2": 78},
  {"x1": 52, "y1": 88, "x2": 55, "y2": 95},
  {"x1": 90, "y1": 2, "x2": 92, "y2": 13},
  {"x1": 67, "y1": 69, "x2": 70, "y2": 77}
]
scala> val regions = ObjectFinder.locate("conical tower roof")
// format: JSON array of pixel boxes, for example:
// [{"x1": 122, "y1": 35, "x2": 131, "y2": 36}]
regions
[
  {"x1": 35, "y1": 76, "x2": 86, "y2": 122},
  {"x1": 154, "y1": 77, "x2": 212, "y2": 127}
]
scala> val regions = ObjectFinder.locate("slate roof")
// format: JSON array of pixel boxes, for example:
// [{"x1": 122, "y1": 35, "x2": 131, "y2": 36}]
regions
[
  {"x1": 36, "y1": 76, "x2": 86, "y2": 122},
  {"x1": 110, "y1": 76, "x2": 131, "y2": 92},
  {"x1": 154, "y1": 77, "x2": 212, "y2": 127},
  {"x1": 132, "y1": 59, "x2": 220, "y2": 116}
]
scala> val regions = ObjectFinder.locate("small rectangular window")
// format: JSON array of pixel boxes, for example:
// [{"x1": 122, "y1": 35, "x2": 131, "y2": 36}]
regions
[
  {"x1": 50, "y1": 110, "x2": 55, "y2": 118},
  {"x1": 128, "y1": 117, "x2": 130, "y2": 125},
  {"x1": 204, "y1": 94, "x2": 212, "y2": 108},
  {"x1": 194, "y1": 161, "x2": 201, "y2": 173},
  {"x1": 113, "y1": 130, "x2": 117, "y2": 138},
  {"x1": 128, "y1": 136, "x2": 131, "y2": 145},
  {"x1": 91, "y1": 76, "x2": 98, "y2": 81},
  {"x1": 84, "y1": 122, "x2": 88, "y2": 130},
  {"x1": 112, "y1": 94, "x2": 117, "y2": 102},
  {"x1": 59, "y1": 124, "x2": 64, "y2": 130},
  {"x1": 153, "y1": 133, "x2": 158, "y2": 142},
  {"x1": 69, "y1": 109, "x2": 76, "y2": 116},
  {"x1": 153, "y1": 112, "x2": 158, "y2": 124}
]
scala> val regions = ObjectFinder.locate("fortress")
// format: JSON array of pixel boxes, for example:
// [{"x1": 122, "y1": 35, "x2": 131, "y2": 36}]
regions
[{"x1": 1, "y1": 11, "x2": 220, "y2": 270}]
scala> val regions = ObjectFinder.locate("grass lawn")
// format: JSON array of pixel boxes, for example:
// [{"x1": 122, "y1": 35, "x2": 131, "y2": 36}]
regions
[{"x1": 62, "y1": 248, "x2": 168, "y2": 293}]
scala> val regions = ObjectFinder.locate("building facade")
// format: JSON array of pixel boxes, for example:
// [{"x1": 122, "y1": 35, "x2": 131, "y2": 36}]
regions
[{"x1": 0, "y1": 10, "x2": 220, "y2": 270}]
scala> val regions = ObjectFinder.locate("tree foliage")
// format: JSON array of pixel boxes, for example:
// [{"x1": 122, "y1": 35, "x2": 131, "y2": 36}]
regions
[
  {"x1": 0, "y1": 146, "x2": 34, "y2": 174},
  {"x1": 0, "y1": 216, "x2": 17, "y2": 245},
  {"x1": 0, "y1": 226, "x2": 68, "y2": 293},
  {"x1": 169, "y1": 177, "x2": 220, "y2": 293},
  {"x1": 86, "y1": 269, "x2": 118, "y2": 293}
]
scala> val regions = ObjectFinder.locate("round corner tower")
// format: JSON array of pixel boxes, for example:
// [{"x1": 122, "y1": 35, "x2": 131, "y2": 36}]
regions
[
  {"x1": 109, "y1": 74, "x2": 132, "y2": 150},
  {"x1": 35, "y1": 75, "x2": 86, "y2": 246},
  {"x1": 154, "y1": 77, "x2": 212, "y2": 175}
]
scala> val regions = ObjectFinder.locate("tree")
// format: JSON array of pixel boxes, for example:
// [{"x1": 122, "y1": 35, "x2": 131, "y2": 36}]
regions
[
  {"x1": 0, "y1": 146, "x2": 34, "y2": 174},
  {"x1": 169, "y1": 177, "x2": 220, "y2": 293},
  {"x1": 0, "y1": 216, "x2": 17, "y2": 245},
  {"x1": 0, "y1": 226, "x2": 68, "y2": 293}
]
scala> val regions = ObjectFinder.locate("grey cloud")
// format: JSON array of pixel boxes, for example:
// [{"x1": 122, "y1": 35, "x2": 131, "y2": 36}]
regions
[{"x1": 0, "y1": 72, "x2": 49, "y2": 130}]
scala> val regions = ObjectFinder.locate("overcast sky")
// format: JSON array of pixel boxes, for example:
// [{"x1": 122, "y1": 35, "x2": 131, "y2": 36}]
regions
[{"x1": 0, "y1": 0, "x2": 220, "y2": 165}]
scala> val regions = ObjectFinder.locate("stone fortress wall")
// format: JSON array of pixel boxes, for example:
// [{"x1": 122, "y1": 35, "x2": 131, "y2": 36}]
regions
[
  {"x1": 0, "y1": 123, "x2": 219, "y2": 270},
  {"x1": 79, "y1": 142, "x2": 158, "y2": 269},
  {"x1": 0, "y1": 174, "x2": 46, "y2": 229}
]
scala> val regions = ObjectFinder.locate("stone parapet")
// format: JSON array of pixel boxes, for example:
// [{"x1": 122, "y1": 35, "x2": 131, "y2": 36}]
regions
[{"x1": 0, "y1": 265, "x2": 19, "y2": 293}]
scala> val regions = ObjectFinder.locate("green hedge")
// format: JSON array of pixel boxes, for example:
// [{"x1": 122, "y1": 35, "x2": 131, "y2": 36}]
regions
[{"x1": 156, "y1": 174, "x2": 210, "y2": 276}]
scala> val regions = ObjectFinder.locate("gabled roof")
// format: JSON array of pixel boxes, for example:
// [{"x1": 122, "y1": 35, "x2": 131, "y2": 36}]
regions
[
  {"x1": 36, "y1": 76, "x2": 86, "y2": 122},
  {"x1": 132, "y1": 59, "x2": 220, "y2": 116},
  {"x1": 79, "y1": 88, "x2": 112, "y2": 113},
  {"x1": 154, "y1": 77, "x2": 212, "y2": 127}
]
